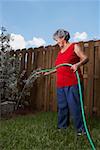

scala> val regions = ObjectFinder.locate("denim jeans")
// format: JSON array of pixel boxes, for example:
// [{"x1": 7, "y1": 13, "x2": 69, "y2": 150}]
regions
[{"x1": 57, "y1": 84, "x2": 85, "y2": 132}]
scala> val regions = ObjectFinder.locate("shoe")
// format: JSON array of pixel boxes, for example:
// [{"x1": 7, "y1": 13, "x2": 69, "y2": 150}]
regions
[
  {"x1": 77, "y1": 131, "x2": 86, "y2": 136},
  {"x1": 57, "y1": 127, "x2": 66, "y2": 131},
  {"x1": 57, "y1": 127, "x2": 66, "y2": 129}
]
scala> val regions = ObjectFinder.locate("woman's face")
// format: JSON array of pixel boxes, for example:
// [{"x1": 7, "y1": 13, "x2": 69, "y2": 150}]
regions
[{"x1": 55, "y1": 37, "x2": 65, "y2": 48}]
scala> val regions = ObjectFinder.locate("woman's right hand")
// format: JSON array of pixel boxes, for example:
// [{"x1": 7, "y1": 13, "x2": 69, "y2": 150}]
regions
[{"x1": 43, "y1": 72, "x2": 50, "y2": 76}]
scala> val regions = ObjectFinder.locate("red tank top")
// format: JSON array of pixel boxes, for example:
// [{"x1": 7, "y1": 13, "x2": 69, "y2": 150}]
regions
[{"x1": 55, "y1": 43, "x2": 83, "y2": 87}]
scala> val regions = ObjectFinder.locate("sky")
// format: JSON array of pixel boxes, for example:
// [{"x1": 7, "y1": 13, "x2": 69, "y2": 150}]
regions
[{"x1": 0, "y1": 0, "x2": 100, "y2": 50}]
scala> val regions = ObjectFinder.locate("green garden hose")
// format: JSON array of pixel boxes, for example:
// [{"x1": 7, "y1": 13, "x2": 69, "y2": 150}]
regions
[{"x1": 35, "y1": 63, "x2": 96, "y2": 150}]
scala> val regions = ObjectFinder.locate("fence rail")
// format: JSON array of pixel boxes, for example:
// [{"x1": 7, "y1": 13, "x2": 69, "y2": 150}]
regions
[{"x1": 12, "y1": 40, "x2": 100, "y2": 117}]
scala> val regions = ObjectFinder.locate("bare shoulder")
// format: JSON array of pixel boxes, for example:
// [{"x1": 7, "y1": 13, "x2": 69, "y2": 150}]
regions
[
  {"x1": 74, "y1": 43, "x2": 83, "y2": 55},
  {"x1": 74, "y1": 43, "x2": 81, "y2": 51},
  {"x1": 73, "y1": 43, "x2": 88, "y2": 59}
]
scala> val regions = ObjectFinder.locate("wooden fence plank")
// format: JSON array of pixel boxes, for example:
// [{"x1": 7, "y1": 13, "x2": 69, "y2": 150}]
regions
[
  {"x1": 30, "y1": 50, "x2": 38, "y2": 109},
  {"x1": 96, "y1": 45, "x2": 100, "y2": 116},
  {"x1": 20, "y1": 49, "x2": 26, "y2": 72},
  {"x1": 86, "y1": 41, "x2": 95, "y2": 116},
  {"x1": 35, "y1": 48, "x2": 44, "y2": 111},
  {"x1": 46, "y1": 46, "x2": 52, "y2": 111},
  {"x1": 44, "y1": 48, "x2": 50, "y2": 111},
  {"x1": 51, "y1": 45, "x2": 59, "y2": 112},
  {"x1": 83, "y1": 45, "x2": 90, "y2": 114},
  {"x1": 78, "y1": 42, "x2": 84, "y2": 75},
  {"x1": 27, "y1": 48, "x2": 33, "y2": 76}
]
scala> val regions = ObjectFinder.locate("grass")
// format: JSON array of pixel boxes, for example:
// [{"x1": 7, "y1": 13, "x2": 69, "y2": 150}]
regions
[{"x1": 0, "y1": 112, "x2": 100, "y2": 150}]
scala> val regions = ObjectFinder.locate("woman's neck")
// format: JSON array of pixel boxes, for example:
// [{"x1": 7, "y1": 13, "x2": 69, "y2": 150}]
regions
[{"x1": 61, "y1": 42, "x2": 71, "y2": 53}]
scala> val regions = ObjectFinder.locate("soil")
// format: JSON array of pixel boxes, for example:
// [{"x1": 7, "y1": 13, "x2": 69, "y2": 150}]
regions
[{"x1": 1, "y1": 107, "x2": 41, "y2": 120}]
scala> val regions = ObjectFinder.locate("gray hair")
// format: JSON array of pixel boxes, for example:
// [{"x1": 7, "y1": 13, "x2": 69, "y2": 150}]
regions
[{"x1": 53, "y1": 29, "x2": 70, "y2": 41}]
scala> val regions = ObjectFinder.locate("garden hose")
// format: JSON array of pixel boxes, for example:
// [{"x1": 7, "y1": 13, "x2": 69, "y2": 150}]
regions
[{"x1": 34, "y1": 63, "x2": 96, "y2": 150}]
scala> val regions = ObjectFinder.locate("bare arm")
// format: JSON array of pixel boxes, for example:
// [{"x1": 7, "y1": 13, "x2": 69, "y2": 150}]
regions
[
  {"x1": 44, "y1": 68, "x2": 57, "y2": 76},
  {"x1": 71, "y1": 44, "x2": 89, "y2": 72}
]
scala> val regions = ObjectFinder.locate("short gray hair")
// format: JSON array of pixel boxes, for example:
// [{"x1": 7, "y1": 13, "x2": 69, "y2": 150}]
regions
[{"x1": 53, "y1": 29, "x2": 70, "y2": 41}]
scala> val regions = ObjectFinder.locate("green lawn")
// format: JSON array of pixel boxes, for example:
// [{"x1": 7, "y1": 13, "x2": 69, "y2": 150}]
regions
[{"x1": 0, "y1": 112, "x2": 100, "y2": 150}]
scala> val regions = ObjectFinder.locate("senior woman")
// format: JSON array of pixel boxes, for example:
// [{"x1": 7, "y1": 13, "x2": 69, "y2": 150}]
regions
[{"x1": 44, "y1": 29, "x2": 88, "y2": 135}]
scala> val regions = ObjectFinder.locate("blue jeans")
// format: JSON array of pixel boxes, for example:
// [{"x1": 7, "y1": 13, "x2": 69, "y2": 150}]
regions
[{"x1": 57, "y1": 84, "x2": 85, "y2": 132}]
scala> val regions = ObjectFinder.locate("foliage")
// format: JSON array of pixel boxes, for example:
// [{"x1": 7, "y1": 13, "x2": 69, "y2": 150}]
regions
[
  {"x1": 0, "y1": 26, "x2": 42, "y2": 111},
  {"x1": 0, "y1": 27, "x2": 21, "y2": 110}
]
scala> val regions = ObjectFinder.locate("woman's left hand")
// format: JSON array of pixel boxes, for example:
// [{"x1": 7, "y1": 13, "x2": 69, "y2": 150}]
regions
[{"x1": 70, "y1": 64, "x2": 79, "y2": 72}]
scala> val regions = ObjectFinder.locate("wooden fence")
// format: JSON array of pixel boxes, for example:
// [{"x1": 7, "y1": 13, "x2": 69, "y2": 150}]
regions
[{"x1": 12, "y1": 40, "x2": 100, "y2": 117}]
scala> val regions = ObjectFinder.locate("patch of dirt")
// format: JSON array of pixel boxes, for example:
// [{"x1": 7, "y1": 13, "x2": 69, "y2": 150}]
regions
[{"x1": 1, "y1": 107, "x2": 42, "y2": 120}]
